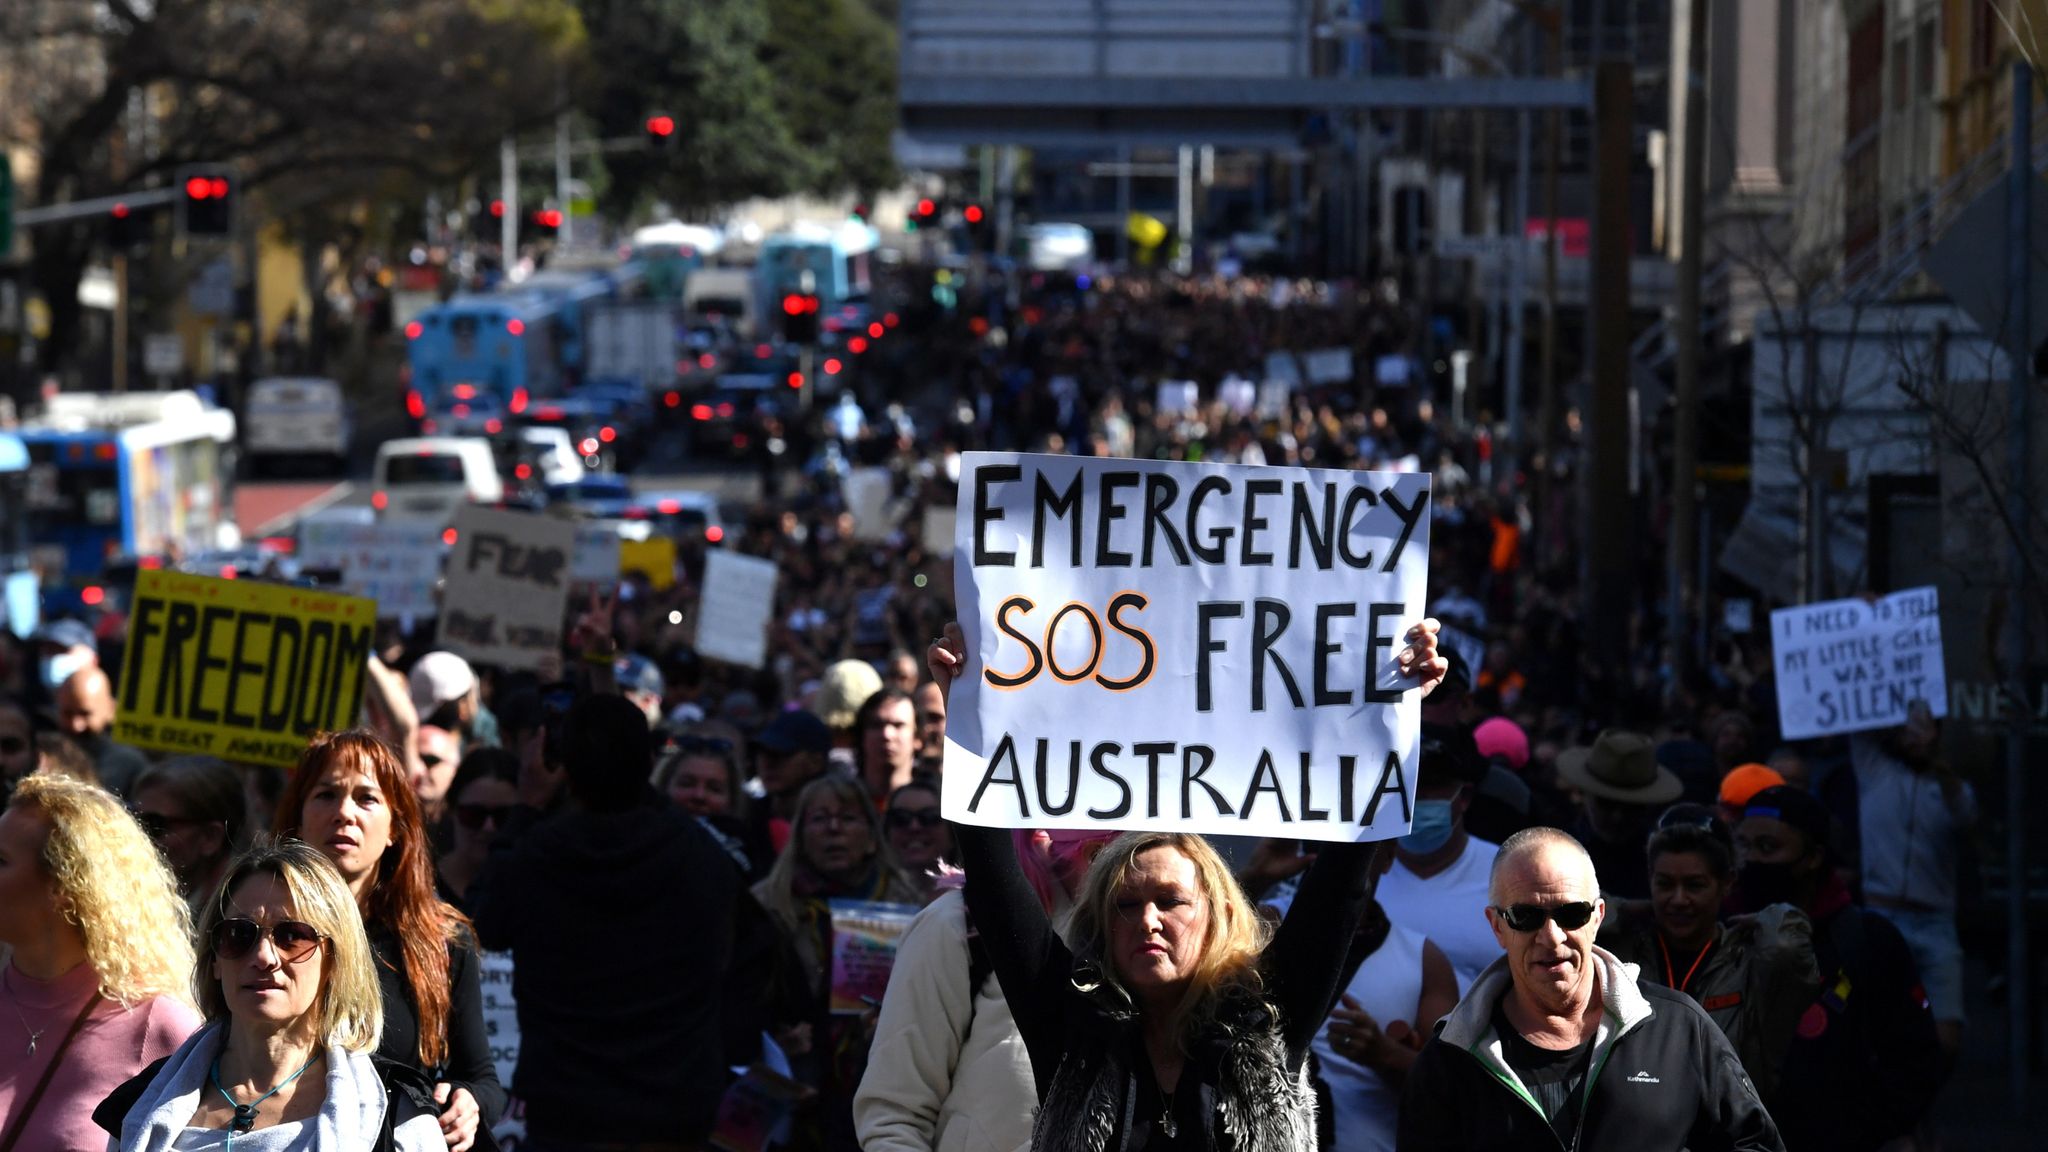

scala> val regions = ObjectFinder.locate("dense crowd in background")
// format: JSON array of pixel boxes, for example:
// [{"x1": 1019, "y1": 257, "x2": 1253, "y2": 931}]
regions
[{"x1": 0, "y1": 270, "x2": 1979, "y2": 1152}]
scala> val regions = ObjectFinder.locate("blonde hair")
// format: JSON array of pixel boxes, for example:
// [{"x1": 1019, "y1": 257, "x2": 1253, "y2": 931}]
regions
[
  {"x1": 195, "y1": 837, "x2": 382, "y2": 1053},
  {"x1": 755, "y1": 773, "x2": 918, "y2": 934},
  {"x1": 10, "y1": 775, "x2": 194, "y2": 1008},
  {"x1": 1071, "y1": 831, "x2": 1271, "y2": 1044}
]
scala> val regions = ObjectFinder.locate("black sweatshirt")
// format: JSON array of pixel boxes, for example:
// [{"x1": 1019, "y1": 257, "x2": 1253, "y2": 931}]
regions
[
  {"x1": 954, "y1": 824, "x2": 1380, "y2": 1117},
  {"x1": 368, "y1": 923, "x2": 506, "y2": 1128}
]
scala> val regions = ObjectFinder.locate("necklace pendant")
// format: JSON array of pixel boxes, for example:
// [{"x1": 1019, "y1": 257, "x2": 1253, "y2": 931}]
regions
[
  {"x1": 1160, "y1": 1113, "x2": 1178, "y2": 1139},
  {"x1": 23, "y1": 1036, "x2": 34, "y2": 1057}
]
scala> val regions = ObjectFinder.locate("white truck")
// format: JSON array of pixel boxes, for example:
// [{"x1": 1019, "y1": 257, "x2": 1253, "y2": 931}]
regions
[{"x1": 587, "y1": 301, "x2": 679, "y2": 394}]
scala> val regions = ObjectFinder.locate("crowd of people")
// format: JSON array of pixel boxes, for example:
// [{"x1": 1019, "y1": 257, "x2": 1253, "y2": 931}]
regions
[{"x1": 0, "y1": 271, "x2": 1986, "y2": 1152}]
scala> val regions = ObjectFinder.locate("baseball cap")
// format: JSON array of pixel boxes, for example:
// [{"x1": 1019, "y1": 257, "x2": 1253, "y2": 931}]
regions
[
  {"x1": 616, "y1": 654, "x2": 666, "y2": 699},
  {"x1": 1418, "y1": 722, "x2": 1485, "y2": 789},
  {"x1": 755, "y1": 709, "x2": 831, "y2": 755},
  {"x1": 1472, "y1": 717, "x2": 1530, "y2": 771},
  {"x1": 1742, "y1": 784, "x2": 1832, "y2": 851},
  {"x1": 31, "y1": 618, "x2": 95, "y2": 652},
  {"x1": 408, "y1": 651, "x2": 476, "y2": 716},
  {"x1": 812, "y1": 659, "x2": 883, "y2": 731},
  {"x1": 1719, "y1": 763, "x2": 1785, "y2": 809}
]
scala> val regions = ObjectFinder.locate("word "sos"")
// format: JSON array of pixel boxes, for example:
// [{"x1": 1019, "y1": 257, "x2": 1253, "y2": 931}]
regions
[{"x1": 984, "y1": 592, "x2": 1155, "y2": 691}]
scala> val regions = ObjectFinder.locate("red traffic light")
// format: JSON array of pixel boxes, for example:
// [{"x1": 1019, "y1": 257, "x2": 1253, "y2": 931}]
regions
[
  {"x1": 916, "y1": 198, "x2": 936, "y2": 217},
  {"x1": 489, "y1": 200, "x2": 505, "y2": 218},
  {"x1": 533, "y1": 209, "x2": 563, "y2": 229},
  {"x1": 964, "y1": 204, "x2": 985, "y2": 224},
  {"x1": 781, "y1": 293, "x2": 819, "y2": 316},
  {"x1": 111, "y1": 202, "x2": 130, "y2": 219},
  {"x1": 646, "y1": 115, "x2": 675, "y2": 137},
  {"x1": 184, "y1": 176, "x2": 229, "y2": 200}
]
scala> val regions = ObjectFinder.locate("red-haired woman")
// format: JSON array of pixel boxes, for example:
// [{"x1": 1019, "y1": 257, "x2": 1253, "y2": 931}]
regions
[{"x1": 276, "y1": 730, "x2": 503, "y2": 1151}]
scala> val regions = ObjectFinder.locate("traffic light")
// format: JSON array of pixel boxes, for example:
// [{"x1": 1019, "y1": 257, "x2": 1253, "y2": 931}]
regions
[
  {"x1": 910, "y1": 197, "x2": 939, "y2": 232},
  {"x1": 180, "y1": 168, "x2": 235, "y2": 236},
  {"x1": 645, "y1": 114, "x2": 676, "y2": 148},
  {"x1": 107, "y1": 201, "x2": 156, "y2": 250},
  {"x1": 780, "y1": 292, "x2": 820, "y2": 344},
  {"x1": 530, "y1": 207, "x2": 563, "y2": 238},
  {"x1": 962, "y1": 203, "x2": 991, "y2": 251}
]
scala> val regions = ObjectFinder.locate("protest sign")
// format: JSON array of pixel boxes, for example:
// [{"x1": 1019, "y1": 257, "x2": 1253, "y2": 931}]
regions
[
  {"x1": 945, "y1": 453, "x2": 1432, "y2": 843},
  {"x1": 620, "y1": 535, "x2": 678, "y2": 590},
  {"x1": 923, "y1": 506, "x2": 957, "y2": 557},
  {"x1": 1263, "y1": 350, "x2": 1303, "y2": 387},
  {"x1": 572, "y1": 524, "x2": 622, "y2": 585},
  {"x1": 1155, "y1": 379, "x2": 1200, "y2": 415},
  {"x1": 696, "y1": 549, "x2": 780, "y2": 669},
  {"x1": 299, "y1": 520, "x2": 442, "y2": 618},
  {"x1": 1304, "y1": 347, "x2": 1354, "y2": 384},
  {"x1": 845, "y1": 467, "x2": 895, "y2": 542},
  {"x1": 1218, "y1": 375, "x2": 1257, "y2": 416},
  {"x1": 710, "y1": 1066, "x2": 813, "y2": 1152},
  {"x1": 116, "y1": 570, "x2": 375, "y2": 767},
  {"x1": 1772, "y1": 587, "x2": 1947, "y2": 740},
  {"x1": 1255, "y1": 379, "x2": 1294, "y2": 420},
  {"x1": 477, "y1": 951, "x2": 527, "y2": 1146},
  {"x1": 436, "y1": 507, "x2": 576, "y2": 672},
  {"x1": 1375, "y1": 354, "x2": 1412, "y2": 387},
  {"x1": 827, "y1": 899, "x2": 920, "y2": 1015}
]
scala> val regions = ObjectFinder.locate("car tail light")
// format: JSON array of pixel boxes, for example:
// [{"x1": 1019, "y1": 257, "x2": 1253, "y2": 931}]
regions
[
  {"x1": 372, "y1": 491, "x2": 388, "y2": 510},
  {"x1": 691, "y1": 404, "x2": 712, "y2": 420},
  {"x1": 705, "y1": 526, "x2": 725, "y2": 544},
  {"x1": 406, "y1": 390, "x2": 426, "y2": 420},
  {"x1": 665, "y1": 392, "x2": 681, "y2": 408},
  {"x1": 511, "y1": 388, "x2": 530, "y2": 415}
]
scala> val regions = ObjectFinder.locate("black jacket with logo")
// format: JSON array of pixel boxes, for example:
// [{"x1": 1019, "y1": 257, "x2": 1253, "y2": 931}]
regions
[{"x1": 1398, "y1": 947, "x2": 1784, "y2": 1152}]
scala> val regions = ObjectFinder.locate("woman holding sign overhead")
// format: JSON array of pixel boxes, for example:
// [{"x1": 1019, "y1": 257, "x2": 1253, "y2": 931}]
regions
[
  {"x1": 274, "y1": 731, "x2": 502, "y2": 1151},
  {"x1": 928, "y1": 618, "x2": 1445, "y2": 1152}
]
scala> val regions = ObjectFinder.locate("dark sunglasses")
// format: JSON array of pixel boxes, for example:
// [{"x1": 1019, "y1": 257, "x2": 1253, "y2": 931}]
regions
[
  {"x1": 885, "y1": 809, "x2": 943, "y2": 830},
  {"x1": 455, "y1": 803, "x2": 517, "y2": 831},
  {"x1": 212, "y1": 917, "x2": 327, "y2": 964},
  {"x1": 132, "y1": 810, "x2": 208, "y2": 841},
  {"x1": 420, "y1": 752, "x2": 449, "y2": 771},
  {"x1": 0, "y1": 737, "x2": 26, "y2": 756},
  {"x1": 1492, "y1": 902, "x2": 1598, "y2": 933}
]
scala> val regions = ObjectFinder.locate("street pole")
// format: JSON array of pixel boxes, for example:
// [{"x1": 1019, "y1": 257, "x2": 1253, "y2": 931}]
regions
[
  {"x1": 499, "y1": 135, "x2": 518, "y2": 267},
  {"x1": 112, "y1": 253, "x2": 128, "y2": 392},
  {"x1": 1669, "y1": 0, "x2": 1709, "y2": 672},
  {"x1": 2001, "y1": 57, "x2": 2033, "y2": 1120},
  {"x1": 1505, "y1": 105, "x2": 1530, "y2": 489},
  {"x1": 1536, "y1": 16, "x2": 1563, "y2": 567},
  {"x1": 555, "y1": 111, "x2": 573, "y2": 250},
  {"x1": 1176, "y1": 145, "x2": 1194, "y2": 274},
  {"x1": 1584, "y1": 60, "x2": 1634, "y2": 678}
]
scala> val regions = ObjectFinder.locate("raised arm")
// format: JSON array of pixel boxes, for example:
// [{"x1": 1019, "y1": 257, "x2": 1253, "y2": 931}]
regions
[{"x1": 1262, "y1": 839, "x2": 1383, "y2": 1061}]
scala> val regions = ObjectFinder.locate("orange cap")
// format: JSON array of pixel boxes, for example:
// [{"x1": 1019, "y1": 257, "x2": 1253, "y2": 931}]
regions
[{"x1": 1719, "y1": 763, "x2": 1786, "y2": 807}]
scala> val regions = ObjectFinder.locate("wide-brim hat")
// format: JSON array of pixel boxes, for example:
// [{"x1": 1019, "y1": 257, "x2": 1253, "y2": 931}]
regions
[{"x1": 1556, "y1": 729, "x2": 1682, "y2": 805}]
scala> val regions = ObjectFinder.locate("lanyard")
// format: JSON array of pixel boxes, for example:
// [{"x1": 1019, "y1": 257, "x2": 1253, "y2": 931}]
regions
[{"x1": 1658, "y1": 933, "x2": 1716, "y2": 995}]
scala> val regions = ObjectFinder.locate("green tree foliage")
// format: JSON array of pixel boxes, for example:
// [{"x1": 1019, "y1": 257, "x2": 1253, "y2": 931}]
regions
[{"x1": 761, "y1": 0, "x2": 900, "y2": 198}]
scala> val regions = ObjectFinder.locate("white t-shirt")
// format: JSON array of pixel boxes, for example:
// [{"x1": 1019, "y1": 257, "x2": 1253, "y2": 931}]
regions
[
  {"x1": 1376, "y1": 836, "x2": 1501, "y2": 992},
  {"x1": 1312, "y1": 922, "x2": 1428, "y2": 1152}
]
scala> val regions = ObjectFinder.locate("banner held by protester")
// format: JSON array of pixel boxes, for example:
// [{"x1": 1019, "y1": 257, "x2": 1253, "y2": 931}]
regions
[
  {"x1": 437, "y1": 506, "x2": 577, "y2": 672},
  {"x1": 1773, "y1": 587, "x2": 1947, "y2": 739},
  {"x1": 299, "y1": 519, "x2": 442, "y2": 618},
  {"x1": 116, "y1": 570, "x2": 376, "y2": 767},
  {"x1": 945, "y1": 452, "x2": 1432, "y2": 843},
  {"x1": 696, "y1": 549, "x2": 780, "y2": 669}
]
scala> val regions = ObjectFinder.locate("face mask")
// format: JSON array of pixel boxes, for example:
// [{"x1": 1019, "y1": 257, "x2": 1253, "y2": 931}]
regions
[
  {"x1": 1399, "y1": 798, "x2": 1459, "y2": 855},
  {"x1": 39, "y1": 650, "x2": 90, "y2": 691},
  {"x1": 1738, "y1": 860, "x2": 1802, "y2": 909}
]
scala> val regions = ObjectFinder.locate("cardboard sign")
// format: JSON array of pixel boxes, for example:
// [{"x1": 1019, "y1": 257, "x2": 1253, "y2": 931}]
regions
[
  {"x1": 115, "y1": 570, "x2": 376, "y2": 766},
  {"x1": 696, "y1": 549, "x2": 780, "y2": 669},
  {"x1": 827, "y1": 899, "x2": 920, "y2": 1015},
  {"x1": 477, "y1": 951, "x2": 527, "y2": 1146},
  {"x1": 945, "y1": 453, "x2": 1432, "y2": 842},
  {"x1": 620, "y1": 536, "x2": 678, "y2": 590},
  {"x1": 1772, "y1": 587, "x2": 1947, "y2": 740},
  {"x1": 299, "y1": 520, "x2": 443, "y2": 618},
  {"x1": 1303, "y1": 347, "x2": 1354, "y2": 384},
  {"x1": 572, "y1": 524, "x2": 622, "y2": 585},
  {"x1": 436, "y1": 507, "x2": 576, "y2": 672},
  {"x1": 845, "y1": 467, "x2": 895, "y2": 542}
]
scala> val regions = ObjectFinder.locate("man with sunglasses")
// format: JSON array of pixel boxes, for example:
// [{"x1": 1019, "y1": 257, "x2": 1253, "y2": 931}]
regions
[{"x1": 1400, "y1": 827, "x2": 1782, "y2": 1151}]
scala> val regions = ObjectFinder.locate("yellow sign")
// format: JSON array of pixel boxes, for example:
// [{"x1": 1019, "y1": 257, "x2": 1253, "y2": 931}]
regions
[
  {"x1": 116, "y1": 571, "x2": 376, "y2": 767},
  {"x1": 620, "y1": 536, "x2": 678, "y2": 591}
]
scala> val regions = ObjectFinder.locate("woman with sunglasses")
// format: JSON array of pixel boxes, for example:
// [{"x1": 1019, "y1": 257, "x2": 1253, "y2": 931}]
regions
[
  {"x1": 433, "y1": 750, "x2": 520, "y2": 918},
  {"x1": 753, "y1": 773, "x2": 923, "y2": 1152},
  {"x1": 0, "y1": 775, "x2": 198, "y2": 1152},
  {"x1": 100, "y1": 838, "x2": 445, "y2": 1150},
  {"x1": 130, "y1": 756, "x2": 250, "y2": 923},
  {"x1": 1600, "y1": 804, "x2": 1819, "y2": 1097},
  {"x1": 881, "y1": 781, "x2": 952, "y2": 898},
  {"x1": 275, "y1": 731, "x2": 503, "y2": 1151}
]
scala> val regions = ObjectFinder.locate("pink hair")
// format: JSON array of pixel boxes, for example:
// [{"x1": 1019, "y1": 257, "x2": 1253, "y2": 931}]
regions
[{"x1": 1015, "y1": 828, "x2": 1116, "y2": 914}]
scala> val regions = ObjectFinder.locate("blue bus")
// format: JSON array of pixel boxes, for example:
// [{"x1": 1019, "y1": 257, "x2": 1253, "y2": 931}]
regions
[
  {"x1": 0, "y1": 434, "x2": 37, "y2": 638},
  {"x1": 17, "y1": 392, "x2": 237, "y2": 605},
  {"x1": 403, "y1": 294, "x2": 564, "y2": 434},
  {"x1": 758, "y1": 222, "x2": 878, "y2": 316}
]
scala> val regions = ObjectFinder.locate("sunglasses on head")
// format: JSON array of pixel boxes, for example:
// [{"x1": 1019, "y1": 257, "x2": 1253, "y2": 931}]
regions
[
  {"x1": 1492, "y1": 902, "x2": 1598, "y2": 933},
  {"x1": 455, "y1": 803, "x2": 516, "y2": 830},
  {"x1": 668, "y1": 735, "x2": 734, "y2": 756},
  {"x1": 212, "y1": 917, "x2": 327, "y2": 964},
  {"x1": 885, "y1": 808, "x2": 943, "y2": 830}
]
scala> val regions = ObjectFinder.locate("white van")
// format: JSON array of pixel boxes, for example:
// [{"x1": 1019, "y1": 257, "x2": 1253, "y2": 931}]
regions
[
  {"x1": 371, "y1": 437, "x2": 504, "y2": 524},
  {"x1": 245, "y1": 377, "x2": 351, "y2": 472}
]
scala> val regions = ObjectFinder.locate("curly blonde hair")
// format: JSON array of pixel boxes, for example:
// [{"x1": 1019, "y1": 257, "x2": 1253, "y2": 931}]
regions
[
  {"x1": 11, "y1": 775, "x2": 195, "y2": 1008},
  {"x1": 1070, "y1": 831, "x2": 1272, "y2": 1045}
]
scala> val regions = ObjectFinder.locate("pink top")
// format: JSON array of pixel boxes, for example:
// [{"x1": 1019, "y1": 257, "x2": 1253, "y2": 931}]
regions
[{"x1": 0, "y1": 960, "x2": 201, "y2": 1151}]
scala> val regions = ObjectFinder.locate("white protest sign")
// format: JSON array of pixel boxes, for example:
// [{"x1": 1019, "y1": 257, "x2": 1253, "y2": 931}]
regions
[
  {"x1": 572, "y1": 524, "x2": 622, "y2": 585},
  {"x1": 1772, "y1": 587, "x2": 1947, "y2": 740},
  {"x1": 299, "y1": 521, "x2": 443, "y2": 618},
  {"x1": 1218, "y1": 375, "x2": 1257, "y2": 416},
  {"x1": 478, "y1": 951, "x2": 528, "y2": 1146},
  {"x1": 1263, "y1": 351, "x2": 1304, "y2": 387},
  {"x1": 1303, "y1": 347, "x2": 1354, "y2": 384},
  {"x1": 436, "y1": 507, "x2": 576, "y2": 671},
  {"x1": 845, "y1": 467, "x2": 895, "y2": 542},
  {"x1": 1375, "y1": 354, "x2": 1412, "y2": 388},
  {"x1": 1155, "y1": 379, "x2": 1200, "y2": 415},
  {"x1": 1255, "y1": 380, "x2": 1295, "y2": 419},
  {"x1": 923, "y1": 507, "x2": 957, "y2": 556},
  {"x1": 1724, "y1": 598, "x2": 1755, "y2": 634},
  {"x1": 946, "y1": 453, "x2": 1433, "y2": 843},
  {"x1": 696, "y1": 549, "x2": 780, "y2": 669}
]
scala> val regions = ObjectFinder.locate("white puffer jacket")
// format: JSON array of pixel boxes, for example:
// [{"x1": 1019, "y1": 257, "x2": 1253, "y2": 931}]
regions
[{"x1": 854, "y1": 889, "x2": 1040, "y2": 1152}]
